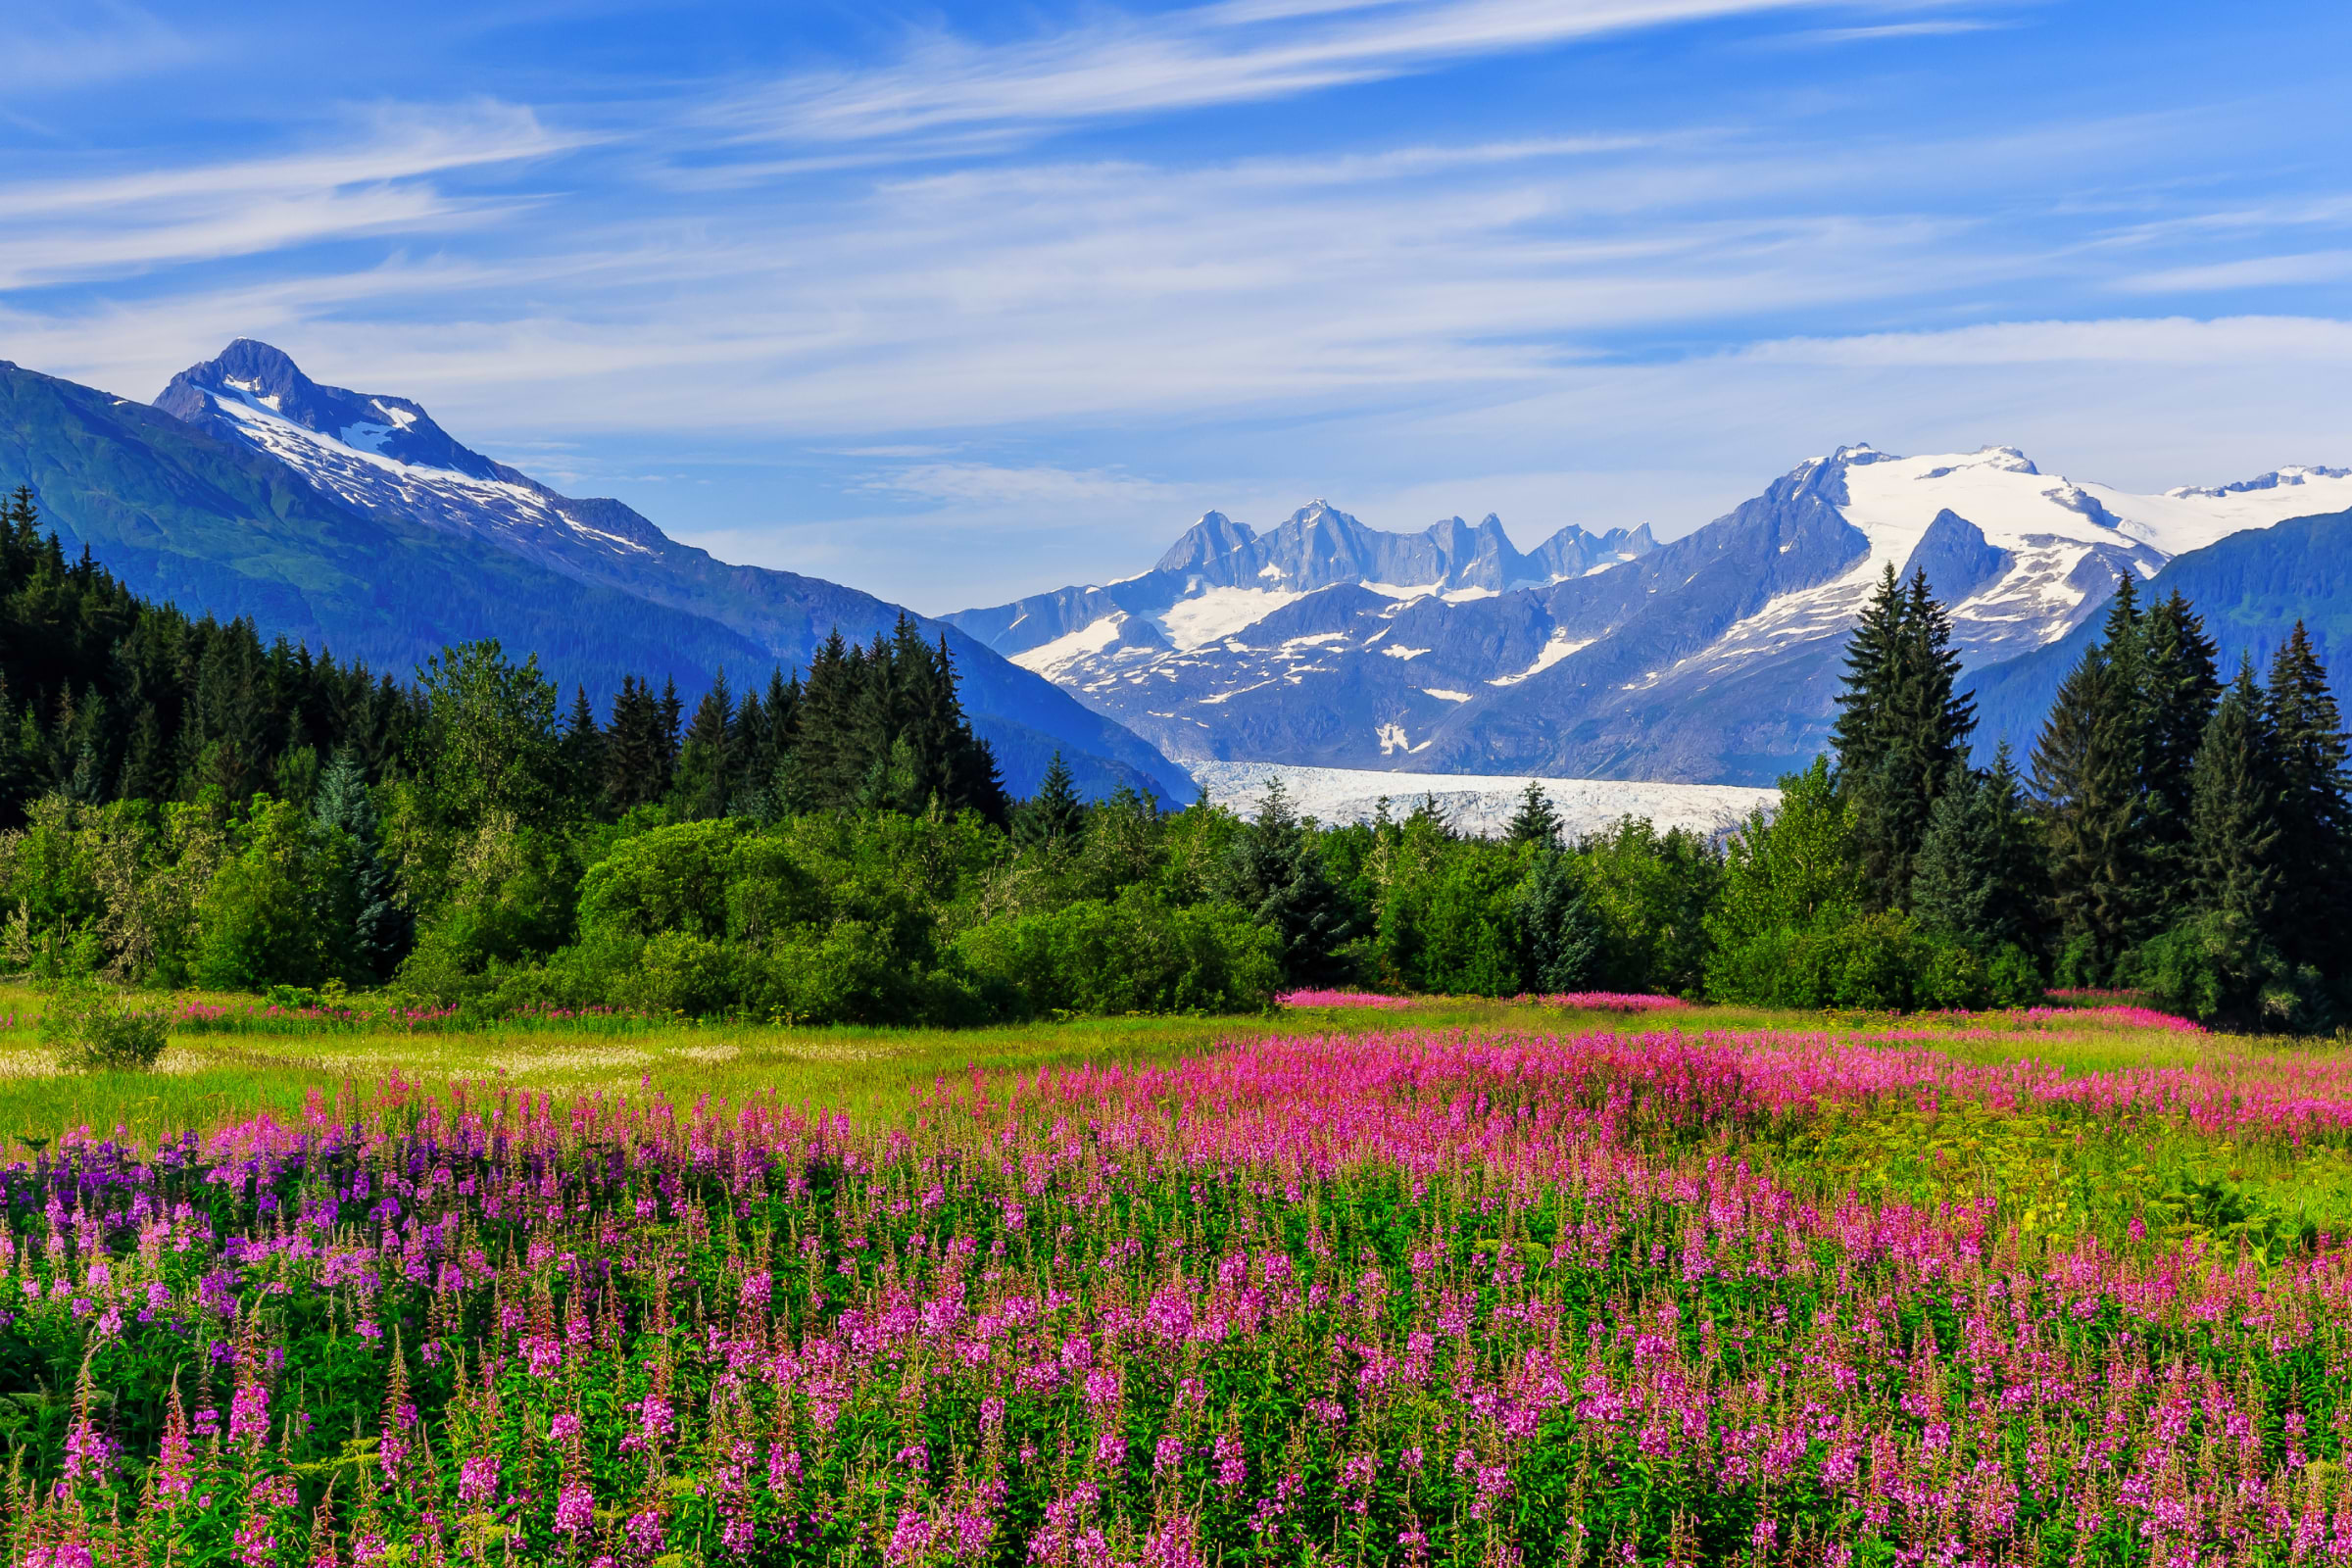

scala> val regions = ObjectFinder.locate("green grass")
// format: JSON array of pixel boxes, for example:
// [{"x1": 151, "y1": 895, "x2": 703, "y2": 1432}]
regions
[{"x1": 0, "y1": 981, "x2": 2326, "y2": 1149}]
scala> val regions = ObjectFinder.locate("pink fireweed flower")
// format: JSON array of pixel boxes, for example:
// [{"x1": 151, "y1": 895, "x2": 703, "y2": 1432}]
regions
[
  {"x1": 227, "y1": 1380, "x2": 270, "y2": 1451},
  {"x1": 1513, "y1": 992, "x2": 1690, "y2": 1012},
  {"x1": 1276, "y1": 989, "x2": 1413, "y2": 1008},
  {"x1": 1213, "y1": 1433, "x2": 1247, "y2": 1491},
  {"x1": 554, "y1": 1482, "x2": 596, "y2": 1539},
  {"x1": 624, "y1": 1508, "x2": 664, "y2": 1557},
  {"x1": 885, "y1": 1509, "x2": 933, "y2": 1564},
  {"x1": 459, "y1": 1455, "x2": 500, "y2": 1506}
]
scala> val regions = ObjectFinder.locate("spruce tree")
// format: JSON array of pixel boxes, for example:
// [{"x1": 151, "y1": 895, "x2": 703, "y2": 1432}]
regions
[
  {"x1": 925, "y1": 633, "x2": 1007, "y2": 824},
  {"x1": 1515, "y1": 850, "x2": 1598, "y2": 993},
  {"x1": 1833, "y1": 566, "x2": 1974, "y2": 910},
  {"x1": 2191, "y1": 660, "x2": 2284, "y2": 931},
  {"x1": 1016, "y1": 752, "x2": 1087, "y2": 848},
  {"x1": 1504, "y1": 781, "x2": 1561, "y2": 848},
  {"x1": 2134, "y1": 590, "x2": 2221, "y2": 928},
  {"x1": 601, "y1": 676, "x2": 665, "y2": 814},
  {"x1": 1830, "y1": 564, "x2": 1905, "y2": 784},
  {"x1": 2263, "y1": 622, "x2": 2351, "y2": 975},
  {"x1": 2033, "y1": 639, "x2": 2140, "y2": 983},
  {"x1": 656, "y1": 677, "x2": 683, "y2": 783},
  {"x1": 1227, "y1": 776, "x2": 1356, "y2": 983},
  {"x1": 793, "y1": 631, "x2": 858, "y2": 810},
  {"x1": 559, "y1": 685, "x2": 603, "y2": 810},
  {"x1": 1912, "y1": 744, "x2": 2041, "y2": 958},
  {"x1": 313, "y1": 747, "x2": 412, "y2": 982},
  {"x1": 671, "y1": 671, "x2": 735, "y2": 820}
]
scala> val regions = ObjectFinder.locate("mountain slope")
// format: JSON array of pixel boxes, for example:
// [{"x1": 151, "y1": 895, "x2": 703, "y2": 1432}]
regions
[
  {"x1": 0, "y1": 359, "x2": 772, "y2": 683},
  {"x1": 952, "y1": 446, "x2": 2352, "y2": 784},
  {"x1": 1968, "y1": 505, "x2": 2352, "y2": 759},
  {"x1": 0, "y1": 348, "x2": 1190, "y2": 803}
]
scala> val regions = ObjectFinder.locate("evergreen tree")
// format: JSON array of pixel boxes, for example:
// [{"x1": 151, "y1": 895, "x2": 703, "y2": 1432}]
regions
[
  {"x1": 1833, "y1": 566, "x2": 1975, "y2": 910},
  {"x1": 671, "y1": 670, "x2": 736, "y2": 820},
  {"x1": 1227, "y1": 776, "x2": 1356, "y2": 983},
  {"x1": 601, "y1": 676, "x2": 668, "y2": 814},
  {"x1": 313, "y1": 747, "x2": 413, "y2": 982},
  {"x1": 1912, "y1": 744, "x2": 2042, "y2": 958},
  {"x1": 924, "y1": 633, "x2": 1007, "y2": 825},
  {"x1": 657, "y1": 677, "x2": 683, "y2": 779},
  {"x1": 2190, "y1": 660, "x2": 2284, "y2": 931},
  {"x1": 2134, "y1": 590, "x2": 2222, "y2": 928},
  {"x1": 1515, "y1": 850, "x2": 1599, "y2": 992},
  {"x1": 1504, "y1": 781, "x2": 1561, "y2": 848},
  {"x1": 1830, "y1": 564, "x2": 1905, "y2": 783},
  {"x1": 2033, "y1": 582, "x2": 2149, "y2": 984},
  {"x1": 1016, "y1": 752, "x2": 1087, "y2": 848},
  {"x1": 792, "y1": 631, "x2": 859, "y2": 810},
  {"x1": 2262, "y1": 623, "x2": 2349, "y2": 976},
  {"x1": 559, "y1": 685, "x2": 603, "y2": 809}
]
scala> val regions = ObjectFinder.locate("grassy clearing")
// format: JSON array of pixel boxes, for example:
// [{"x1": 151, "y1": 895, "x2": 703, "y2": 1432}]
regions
[{"x1": 0, "y1": 980, "x2": 2324, "y2": 1147}]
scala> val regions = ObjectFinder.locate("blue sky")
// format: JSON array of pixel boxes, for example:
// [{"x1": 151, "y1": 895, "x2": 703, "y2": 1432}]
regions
[{"x1": 4, "y1": 0, "x2": 2349, "y2": 612}]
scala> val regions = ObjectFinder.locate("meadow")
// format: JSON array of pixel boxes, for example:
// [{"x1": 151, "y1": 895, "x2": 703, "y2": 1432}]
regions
[{"x1": 7, "y1": 989, "x2": 2352, "y2": 1565}]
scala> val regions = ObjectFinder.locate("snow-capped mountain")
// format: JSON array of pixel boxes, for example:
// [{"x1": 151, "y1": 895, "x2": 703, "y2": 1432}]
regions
[
  {"x1": 124, "y1": 340, "x2": 1194, "y2": 802},
  {"x1": 157, "y1": 339, "x2": 674, "y2": 574},
  {"x1": 947, "y1": 446, "x2": 2352, "y2": 784}
]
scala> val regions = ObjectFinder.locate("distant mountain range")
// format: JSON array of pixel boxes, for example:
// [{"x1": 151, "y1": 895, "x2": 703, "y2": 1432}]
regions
[
  {"x1": 0, "y1": 341, "x2": 1194, "y2": 804},
  {"x1": 949, "y1": 448, "x2": 2352, "y2": 784},
  {"x1": 8, "y1": 334, "x2": 2346, "y2": 799}
]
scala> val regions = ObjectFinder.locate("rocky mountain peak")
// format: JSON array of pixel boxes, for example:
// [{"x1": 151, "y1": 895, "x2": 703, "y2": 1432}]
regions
[{"x1": 156, "y1": 340, "x2": 499, "y2": 481}]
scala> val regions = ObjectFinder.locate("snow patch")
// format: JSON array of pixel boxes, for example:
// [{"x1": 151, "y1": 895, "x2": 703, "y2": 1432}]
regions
[
  {"x1": 1154, "y1": 587, "x2": 1303, "y2": 651},
  {"x1": 1010, "y1": 615, "x2": 1125, "y2": 676},
  {"x1": 1487, "y1": 634, "x2": 1592, "y2": 687}
]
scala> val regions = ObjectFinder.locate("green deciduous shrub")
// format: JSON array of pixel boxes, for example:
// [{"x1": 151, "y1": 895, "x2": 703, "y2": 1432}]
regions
[
  {"x1": 955, "y1": 889, "x2": 1281, "y2": 1017},
  {"x1": 38, "y1": 979, "x2": 170, "y2": 1072}
]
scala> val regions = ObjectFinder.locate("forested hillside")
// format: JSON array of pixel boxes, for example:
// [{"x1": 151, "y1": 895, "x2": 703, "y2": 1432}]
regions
[
  {"x1": 0, "y1": 357, "x2": 1192, "y2": 802},
  {"x1": 6, "y1": 491, "x2": 2350, "y2": 1029}
]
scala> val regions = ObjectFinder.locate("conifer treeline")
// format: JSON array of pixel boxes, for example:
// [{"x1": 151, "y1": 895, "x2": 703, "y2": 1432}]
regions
[
  {"x1": 1831, "y1": 563, "x2": 2352, "y2": 1025},
  {"x1": 0, "y1": 489, "x2": 1004, "y2": 829}
]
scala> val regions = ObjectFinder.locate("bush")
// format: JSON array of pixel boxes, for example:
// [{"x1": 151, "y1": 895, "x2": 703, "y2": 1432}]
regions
[
  {"x1": 2125, "y1": 910, "x2": 2319, "y2": 1032},
  {"x1": 39, "y1": 979, "x2": 170, "y2": 1072},
  {"x1": 956, "y1": 890, "x2": 1282, "y2": 1017},
  {"x1": 1708, "y1": 912, "x2": 1990, "y2": 1011}
]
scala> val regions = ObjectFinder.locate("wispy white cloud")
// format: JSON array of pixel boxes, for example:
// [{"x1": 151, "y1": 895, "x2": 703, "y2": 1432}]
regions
[
  {"x1": 2112, "y1": 252, "x2": 2352, "y2": 293},
  {"x1": 859, "y1": 462, "x2": 1194, "y2": 514},
  {"x1": 1735, "y1": 315, "x2": 2352, "y2": 366},
  {"x1": 0, "y1": 103, "x2": 576, "y2": 290},
  {"x1": 710, "y1": 0, "x2": 1847, "y2": 146},
  {"x1": 1778, "y1": 18, "x2": 2013, "y2": 45}
]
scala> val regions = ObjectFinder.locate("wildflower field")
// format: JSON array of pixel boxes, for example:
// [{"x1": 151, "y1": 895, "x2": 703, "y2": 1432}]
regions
[{"x1": 6, "y1": 997, "x2": 2352, "y2": 1565}]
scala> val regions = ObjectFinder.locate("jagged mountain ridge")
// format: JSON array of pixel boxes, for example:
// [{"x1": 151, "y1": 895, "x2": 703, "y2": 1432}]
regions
[
  {"x1": 0, "y1": 344, "x2": 1195, "y2": 803},
  {"x1": 949, "y1": 500, "x2": 1653, "y2": 672},
  {"x1": 949, "y1": 446, "x2": 2352, "y2": 784}
]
